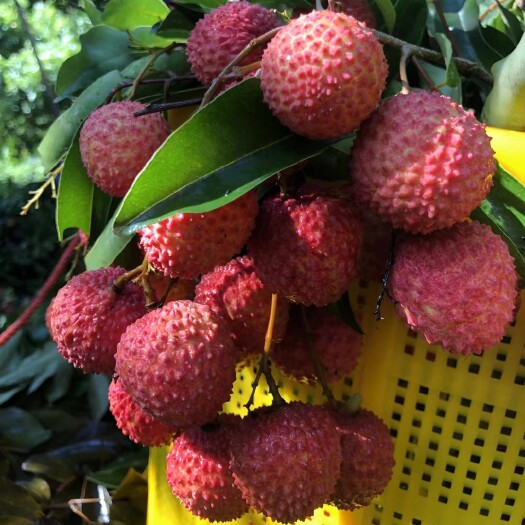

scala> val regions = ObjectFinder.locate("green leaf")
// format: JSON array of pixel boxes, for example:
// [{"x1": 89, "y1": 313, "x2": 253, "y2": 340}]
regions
[
  {"x1": 81, "y1": 0, "x2": 103, "y2": 25},
  {"x1": 84, "y1": 211, "x2": 134, "y2": 270},
  {"x1": 375, "y1": 0, "x2": 395, "y2": 33},
  {"x1": 21, "y1": 456, "x2": 76, "y2": 483},
  {"x1": 113, "y1": 79, "x2": 332, "y2": 235},
  {"x1": 89, "y1": 374, "x2": 110, "y2": 420},
  {"x1": 0, "y1": 408, "x2": 52, "y2": 452},
  {"x1": 331, "y1": 292, "x2": 365, "y2": 335},
  {"x1": 172, "y1": 0, "x2": 225, "y2": 13},
  {"x1": 87, "y1": 449, "x2": 149, "y2": 489},
  {"x1": 496, "y1": 2, "x2": 523, "y2": 46},
  {"x1": 38, "y1": 70, "x2": 125, "y2": 170},
  {"x1": 55, "y1": 26, "x2": 138, "y2": 99},
  {"x1": 470, "y1": 163, "x2": 525, "y2": 284},
  {"x1": 129, "y1": 27, "x2": 183, "y2": 47},
  {"x1": 102, "y1": 0, "x2": 169, "y2": 31},
  {"x1": 154, "y1": 6, "x2": 196, "y2": 40},
  {"x1": 56, "y1": 133, "x2": 95, "y2": 241},
  {"x1": 0, "y1": 480, "x2": 43, "y2": 520}
]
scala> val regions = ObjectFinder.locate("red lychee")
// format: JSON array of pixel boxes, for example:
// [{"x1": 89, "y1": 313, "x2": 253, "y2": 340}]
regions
[
  {"x1": 260, "y1": 10, "x2": 387, "y2": 139},
  {"x1": 248, "y1": 184, "x2": 363, "y2": 306},
  {"x1": 271, "y1": 306, "x2": 362, "y2": 384},
  {"x1": 108, "y1": 378, "x2": 177, "y2": 447},
  {"x1": 79, "y1": 101, "x2": 170, "y2": 197},
  {"x1": 331, "y1": 408, "x2": 395, "y2": 510},
  {"x1": 194, "y1": 255, "x2": 290, "y2": 359},
  {"x1": 166, "y1": 418, "x2": 248, "y2": 522},
  {"x1": 139, "y1": 191, "x2": 259, "y2": 280},
  {"x1": 350, "y1": 90, "x2": 495, "y2": 233},
  {"x1": 388, "y1": 220, "x2": 518, "y2": 354},
  {"x1": 186, "y1": 1, "x2": 281, "y2": 86},
  {"x1": 229, "y1": 402, "x2": 341, "y2": 523},
  {"x1": 115, "y1": 300, "x2": 237, "y2": 428},
  {"x1": 47, "y1": 267, "x2": 146, "y2": 374}
]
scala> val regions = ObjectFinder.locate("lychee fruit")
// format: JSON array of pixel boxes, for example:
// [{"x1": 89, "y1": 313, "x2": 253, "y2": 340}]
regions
[
  {"x1": 331, "y1": 408, "x2": 395, "y2": 510},
  {"x1": 388, "y1": 220, "x2": 518, "y2": 354},
  {"x1": 79, "y1": 101, "x2": 170, "y2": 197},
  {"x1": 166, "y1": 417, "x2": 248, "y2": 522},
  {"x1": 139, "y1": 191, "x2": 259, "y2": 280},
  {"x1": 248, "y1": 183, "x2": 363, "y2": 306},
  {"x1": 108, "y1": 378, "x2": 177, "y2": 447},
  {"x1": 194, "y1": 255, "x2": 290, "y2": 360},
  {"x1": 229, "y1": 402, "x2": 341, "y2": 523},
  {"x1": 260, "y1": 10, "x2": 387, "y2": 139},
  {"x1": 349, "y1": 90, "x2": 495, "y2": 233},
  {"x1": 271, "y1": 306, "x2": 362, "y2": 384},
  {"x1": 47, "y1": 267, "x2": 147, "y2": 374},
  {"x1": 115, "y1": 300, "x2": 237, "y2": 428},
  {"x1": 186, "y1": 1, "x2": 281, "y2": 86}
]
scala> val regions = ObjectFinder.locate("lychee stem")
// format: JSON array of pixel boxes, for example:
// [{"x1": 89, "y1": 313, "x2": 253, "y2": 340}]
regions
[
  {"x1": 374, "y1": 231, "x2": 398, "y2": 321},
  {"x1": 127, "y1": 42, "x2": 179, "y2": 100},
  {"x1": 112, "y1": 258, "x2": 151, "y2": 298},
  {"x1": 245, "y1": 293, "x2": 285, "y2": 409},
  {"x1": 399, "y1": 45, "x2": 412, "y2": 94},
  {"x1": 299, "y1": 305, "x2": 337, "y2": 407},
  {"x1": 20, "y1": 156, "x2": 63, "y2": 216},
  {"x1": 200, "y1": 26, "x2": 282, "y2": 107},
  {"x1": 0, "y1": 232, "x2": 88, "y2": 348},
  {"x1": 371, "y1": 29, "x2": 493, "y2": 85},
  {"x1": 411, "y1": 56, "x2": 438, "y2": 91}
]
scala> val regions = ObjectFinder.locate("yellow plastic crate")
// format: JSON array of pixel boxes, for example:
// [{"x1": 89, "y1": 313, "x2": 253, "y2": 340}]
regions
[{"x1": 147, "y1": 281, "x2": 525, "y2": 525}]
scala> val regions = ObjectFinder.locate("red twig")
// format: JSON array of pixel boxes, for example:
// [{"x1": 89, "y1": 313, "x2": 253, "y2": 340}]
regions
[{"x1": 0, "y1": 232, "x2": 88, "y2": 347}]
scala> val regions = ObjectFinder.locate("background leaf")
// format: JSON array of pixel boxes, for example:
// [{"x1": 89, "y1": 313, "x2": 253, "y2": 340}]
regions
[
  {"x1": 101, "y1": 0, "x2": 169, "y2": 31},
  {"x1": 0, "y1": 408, "x2": 51, "y2": 452},
  {"x1": 55, "y1": 26, "x2": 139, "y2": 99},
  {"x1": 56, "y1": 134, "x2": 94, "y2": 240}
]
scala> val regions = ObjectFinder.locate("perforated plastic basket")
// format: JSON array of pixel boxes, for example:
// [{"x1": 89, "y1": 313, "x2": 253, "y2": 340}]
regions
[{"x1": 147, "y1": 280, "x2": 525, "y2": 525}]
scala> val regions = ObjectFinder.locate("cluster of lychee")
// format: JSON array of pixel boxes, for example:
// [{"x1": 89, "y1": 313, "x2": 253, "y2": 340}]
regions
[{"x1": 46, "y1": 0, "x2": 521, "y2": 522}]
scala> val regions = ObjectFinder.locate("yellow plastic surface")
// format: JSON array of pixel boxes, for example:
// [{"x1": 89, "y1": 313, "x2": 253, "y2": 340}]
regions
[
  {"x1": 147, "y1": 283, "x2": 525, "y2": 525},
  {"x1": 148, "y1": 129, "x2": 525, "y2": 525}
]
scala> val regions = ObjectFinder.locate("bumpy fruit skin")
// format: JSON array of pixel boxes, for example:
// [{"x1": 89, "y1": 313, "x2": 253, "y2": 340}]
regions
[
  {"x1": 388, "y1": 221, "x2": 518, "y2": 354},
  {"x1": 230, "y1": 402, "x2": 341, "y2": 523},
  {"x1": 115, "y1": 300, "x2": 237, "y2": 427},
  {"x1": 186, "y1": 1, "x2": 280, "y2": 86},
  {"x1": 340, "y1": 0, "x2": 376, "y2": 27},
  {"x1": 139, "y1": 191, "x2": 259, "y2": 280},
  {"x1": 331, "y1": 409, "x2": 395, "y2": 510},
  {"x1": 166, "y1": 419, "x2": 248, "y2": 522},
  {"x1": 47, "y1": 267, "x2": 146, "y2": 374},
  {"x1": 194, "y1": 256, "x2": 290, "y2": 359},
  {"x1": 260, "y1": 10, "x2": 387, "y2": 139},
  {"x1": 79, "y1": 101, "x2": 170, "y2": 197},
  {"x1": 272, "y1": 306, "x2": 362, "y2": 384},
  {"x1": 248, "y1": 184, "x2": 363, "y2": 306},
  {"x1": 108, "y1": 378, "x2": 176, "y2": 447},
  {"x1": 350, "y1": 90, "x2": 495, "y2": 233}
]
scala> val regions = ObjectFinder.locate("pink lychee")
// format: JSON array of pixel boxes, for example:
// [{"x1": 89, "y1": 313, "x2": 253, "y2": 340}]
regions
[
  {"x1": 115, "y1": 300, "x2": 238, "y2": 427},
  {"x1": 388, "y1": 220, "x2": 518, "y2": 354},
  {"x1": 108, "y1": 378, "x2": 177, "y2": 447},
  {"x1": 186, "y1": 1, "x2": 281, "y2": 86},
  {"x1": 139, "y1": 191, "x2": 259, "y2": 280},
  {"x1": 229, "y1": 402, "x2": 341, "y2": 523},
  {"x1": 248, "y1": 184, "x2": 363, "y2": 306},
  {"x1": 79, "y1": 101, "x2": 170, "y2": 197},
  {"x1": 260, "y1": 10, "x2": 387, "y2": 139},
  {"x1": 194, "y1": 255, "x2": 290, "y2": 359},
  {"x1": 47, "y1": 267, "x2": 147, "y2": 374},
  {"x1": 350, "y1": 90, "x2": 496, "y2": 233}
]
